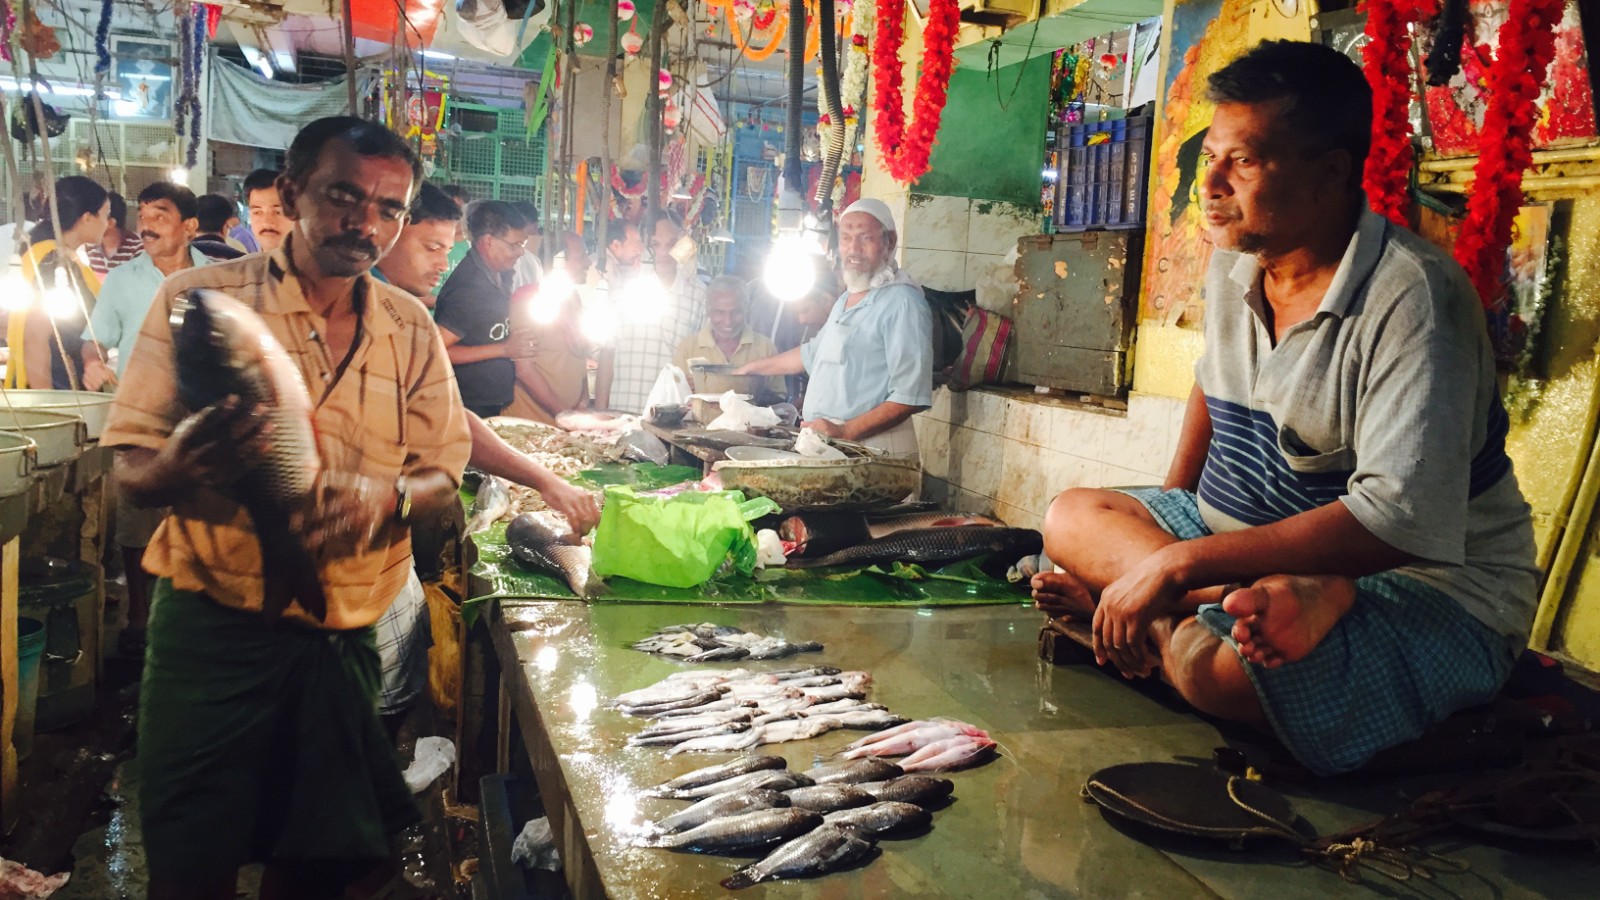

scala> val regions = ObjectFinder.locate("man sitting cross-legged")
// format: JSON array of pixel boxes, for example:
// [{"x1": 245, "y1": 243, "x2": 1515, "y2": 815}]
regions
[{"x1": 1031, "y1": 41, "x2": 1540, "y2": 776}]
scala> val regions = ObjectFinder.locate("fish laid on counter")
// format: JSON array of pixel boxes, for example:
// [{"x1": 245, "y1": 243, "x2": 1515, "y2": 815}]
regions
[
  {"x1": 822, "y1": 801, "x2": 932, "y2": 836},
  {"x1": 805, "y1": 758, "x2": 904, "y2": 786},
  {"x1": 637, "y1": 807, "x2": 823, "y2": 853},
  {"x1": 899, "y1": 734, "x2": 998, "y2": 773},
  {"x1": 782, "y1": 784, "x2": 876, "y2": 813},
  {"x1": 859, "y1": 776, "x2": 956, "y2": 808},
  {"x1": 464, "y1": 475, "x2": 511, "y2": 535},
  {"x1": 788, "y1": 526, "x2": 1044, "y2": 570},
  {"x1": 631, "y1": 623, "x2": 825, "y2": 662},
  {"x1": 866, "y1": 512, "x2": 1003, "y2": 539},
  {"x1": 658, "y1": 769, "x2": 815, "y2": 801},
  {"x1": 841, "y1": 719, "x2": 992, "y2": 761},
  {"x1": 505, "y1": 513, "x2": 602, "y2": 598},
  {"x1": 171, "y1": 288, "x2": 325, "y2": 622},
  {"x1": 779, "y1": 511, "x2": 1005, "y2": 558},
  {"x1": 721, "y1": 823, "x2": 878, "y2": 890},
  {"x1": 642, "y1": 755, "x2": 789, "y2": 797},
  {"x1": 671, "y1": 428, "x2": 792, "y2": 451},
  {"x1": 648, "y1": 789, "x2": 792, "y2": 836}
]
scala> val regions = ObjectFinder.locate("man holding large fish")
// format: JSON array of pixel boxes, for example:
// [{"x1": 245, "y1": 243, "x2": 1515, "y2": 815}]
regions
[
  {"x1": 1031, "y1": 43, "x2": 1538, "y2": 778},
  {"x1": 103, "y1": 117, "x2": 471, "y2": 900},
  {"x1": 736, "y1": 198, "x2": 932, "y2": 457}
]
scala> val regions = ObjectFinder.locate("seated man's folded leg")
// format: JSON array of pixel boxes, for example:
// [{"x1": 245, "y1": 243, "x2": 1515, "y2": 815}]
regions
[
  {"x1": 1152, "y1": 615, "x2": 1266, "y2": 727},
  {"x1": 1194, "y1": 574, "x2": 1515, "y2": 775},
  {"x1": 1036, "y1": 488, "x2": 1190, "y2": 614}
]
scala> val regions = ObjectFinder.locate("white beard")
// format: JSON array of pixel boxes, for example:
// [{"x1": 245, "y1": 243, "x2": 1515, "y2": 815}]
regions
[{"x1": 843, "y1": 262, "x2": 896, "y2": 293}]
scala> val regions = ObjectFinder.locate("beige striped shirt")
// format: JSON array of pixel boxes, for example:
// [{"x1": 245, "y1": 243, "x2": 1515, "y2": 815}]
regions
[{"x1": 102, "y1": 240, "x2": 471, "y2": 629}]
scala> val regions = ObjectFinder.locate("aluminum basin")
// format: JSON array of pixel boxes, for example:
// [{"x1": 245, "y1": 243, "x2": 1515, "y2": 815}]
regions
[
  {"x1": 0, "y1": 390, "x2": 115, "y2": 439},
  {"x1": 0, "y1": 409, "x2": 84, "y2": 467}
]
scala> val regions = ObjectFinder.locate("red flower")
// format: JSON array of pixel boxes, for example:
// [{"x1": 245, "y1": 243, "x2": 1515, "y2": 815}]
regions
[{"x1": 871, "y1": 0, "x2": 959, "y2": 183}]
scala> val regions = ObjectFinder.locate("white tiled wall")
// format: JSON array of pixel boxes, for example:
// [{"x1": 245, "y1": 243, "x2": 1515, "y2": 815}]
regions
[
  {"x1": 881, "y1": 193, "x2": 1039, "y2": 305},
  {"x1": 915, "y1": 388, "x2": 1186, "y2": 530}
]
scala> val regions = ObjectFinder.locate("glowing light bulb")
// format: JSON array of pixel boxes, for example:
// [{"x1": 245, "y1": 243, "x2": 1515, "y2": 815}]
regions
[
  {"x1": 579, "y1": 300, "x2": 617, "y2": 346},
  {"x1": 528, "y1": 267, "x2": 574, "y2": 325},
  {"x1": 618, "y1": 270, "x2": 667, "y2": 323},
  {"x1": 44, "y1": 268, "x2": 78, "y2": 319},
  {"x1": 1, "y1": 271, "x2": 31, "y2": 312},
  {"x1": 168, "y1": 166, "x2": 189, "y2": 185},
  {"x1": 763, "y1": 235, "x2": 817, "y2": 303}
]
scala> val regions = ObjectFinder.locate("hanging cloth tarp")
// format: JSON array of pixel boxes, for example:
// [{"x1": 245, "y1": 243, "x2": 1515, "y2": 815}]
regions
[{"x1": 208, "y1": 57, "x2": 371, "y2": 149}]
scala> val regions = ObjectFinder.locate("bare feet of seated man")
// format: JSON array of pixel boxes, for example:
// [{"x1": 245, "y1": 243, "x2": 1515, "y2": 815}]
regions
[{"x1": 1221, "y1": 575, "x2": 1356, "y2": 669}]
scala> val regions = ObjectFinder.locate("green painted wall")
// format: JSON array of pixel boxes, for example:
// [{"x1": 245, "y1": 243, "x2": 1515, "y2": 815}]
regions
[{"x1": 917, "y1": 55, "x2": 1051, "y2": 205}]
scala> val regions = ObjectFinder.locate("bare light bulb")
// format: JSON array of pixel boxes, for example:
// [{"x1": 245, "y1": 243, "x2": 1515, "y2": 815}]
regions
[
  {"x1": 763, "y1": 235, "x2": 816, "y2": 303},
  {"x1": 528, "y1": 267, "x2": 574, "y2": 325},
  {"x1": 44, "y1": 268, "x2": 78, "y2": 319}
]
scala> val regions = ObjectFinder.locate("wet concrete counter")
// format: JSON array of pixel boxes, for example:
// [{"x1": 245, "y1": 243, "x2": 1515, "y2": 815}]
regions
[{"x1": 490, "y1": 601, "x2": 1593, "y2": 899}]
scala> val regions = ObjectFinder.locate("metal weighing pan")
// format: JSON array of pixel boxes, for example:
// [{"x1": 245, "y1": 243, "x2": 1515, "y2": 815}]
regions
[
  {"x1": 0, "y1": 431, "x2": 36, "y2": 497},
  {"x1": 0, "y1": 390, "x2": 115, "y2": 440},
  {"x1": 0, "y1": 408, "x2": 85, "y2": 467}
]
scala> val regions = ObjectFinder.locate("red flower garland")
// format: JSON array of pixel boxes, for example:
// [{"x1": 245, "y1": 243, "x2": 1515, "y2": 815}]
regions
[
  {"x1": 870, "y1": 0, "x2": 959, "y2": 183},
  {"x1": 1455, "y1": 0, "x2": 1564, "y2": 306},
  {"x1": 1359, "y1": 0, "x2": 1437, "y2": 225}
]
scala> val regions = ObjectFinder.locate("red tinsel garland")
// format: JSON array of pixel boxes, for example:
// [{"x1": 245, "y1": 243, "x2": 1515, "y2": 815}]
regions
[
  {"x1": 870, "y1": 0, "x2": 959, "y2": 184},
  {"x1": 1359, "y1": 0, "x2": 1437, "y2": 225},
  {"x1": 1455, "y1": 0, "x2": 1564, "y2": 306}
]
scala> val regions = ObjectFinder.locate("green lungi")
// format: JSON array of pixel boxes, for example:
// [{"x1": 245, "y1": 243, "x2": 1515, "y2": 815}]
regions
[{"x1": 138, "y1": 580, "x2": 420, "y2": 882}]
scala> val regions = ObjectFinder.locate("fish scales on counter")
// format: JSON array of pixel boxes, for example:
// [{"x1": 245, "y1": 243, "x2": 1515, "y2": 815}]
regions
[
  {"x1": 632, "y1": 623, "x2": 825, "y2": 662},
  {"x1": 788, "y1": 526, "x2": 1044, "y2": 570},
  {"x1": 822, "y1": 801, "x2": 933, "y2": 836},
  {"x1": 721, "y1": 823, "x2": 878, "y2": 890},
  {"x1": 637, "y1": 807, "x2": 823, "y2": 853},
  {"x1": 648, "y1": 789, "x2": 792, "y2": 835},
  {"x1": 463, "y1": 475, "x2": 511, "y2": 535},
  {"x1": 170, "y1": 288, "x2": 325, "y2": 622},
  {"x1": 505, "y1": 513, "x2": 602, "y2": 598}
]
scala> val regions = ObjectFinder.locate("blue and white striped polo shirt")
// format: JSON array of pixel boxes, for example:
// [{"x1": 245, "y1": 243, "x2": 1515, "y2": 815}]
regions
[{"x1": 1195, "y1": 207, "x2": 1539, "y2": 644}]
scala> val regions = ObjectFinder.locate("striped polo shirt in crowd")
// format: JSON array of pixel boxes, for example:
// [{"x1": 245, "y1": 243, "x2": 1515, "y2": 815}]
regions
[
  {"x1": 101, "y1": 236, "x2": 472, "y2": 630},
  {"x1": 86, "y1": 231, "x2": 144, "y2": 277},
  {"x1": 1194, "y1": 206, "x2": 1539, "y2": 646}
]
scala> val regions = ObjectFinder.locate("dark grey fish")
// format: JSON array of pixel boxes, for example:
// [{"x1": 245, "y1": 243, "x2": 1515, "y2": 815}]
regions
[
  {"x1": 649, "y1": 789, "x2": 791, "y2": 835},
  {"x1": 782, "y1": 784, "x2": 876, "y2": 813},
  {"x1": 616, "y1": 690, "x2": 722, "y2": 717},
  {"x1": 788, "y1": 526, "x2": 1044, "y2": 570},
  {"x1": 860, "y1": 775, "x2": 955, "y2": 808},
  {"x1": 685, "y1": 645, "x2": 749, "y2": 663},
  {"x1": 806, "y1": 758, "x2": 904, "y2": 786},
  {"x1": 638, "y1": 808, "x2": 822, "y2": 853},
  {"x1": 506, "y1": 513, "x2": 602, "y2": 597},
  {"x1": 822, "y1": 801, "x2": 932, "y2": 835},
  {"x1": 171, "y1": 288, "x2": 324, "y2": 622},
  {"x1": 778, "y1": 512, "x2": 872, "y2": 558},
  {"x1": 721, "y1": 823, "x2": 876, "y2": 889},
  {"x1": 667, "y1": 769, "x2": 814, "y2": 801},
  {"x1": 642, "y1": 755, "x2": 788, "y2": 797},
  {"x1": 771, "y1": 666, "x2": 842, "y2": 681},
  {"x1": 865, "y1": 512, "x2": 1002, "y2": 539}
]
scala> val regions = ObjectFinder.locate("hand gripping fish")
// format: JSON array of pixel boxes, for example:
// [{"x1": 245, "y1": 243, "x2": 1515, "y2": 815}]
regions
[{"x1": 170, "y1": 289, "x2": 327, "y2": 622}]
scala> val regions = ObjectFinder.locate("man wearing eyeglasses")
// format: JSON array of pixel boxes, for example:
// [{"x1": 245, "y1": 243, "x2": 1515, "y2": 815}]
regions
[{"x1": 433, "y1": 200, "x2": 542, "y2": 417}]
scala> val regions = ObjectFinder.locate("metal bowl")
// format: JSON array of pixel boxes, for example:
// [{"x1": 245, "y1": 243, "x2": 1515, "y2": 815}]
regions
[
  {"x1": 0, "y1": 390, "x2": 115, "y2": 440},
  {"x1": 0, "y1": 431, "x2": 37, "y2": 498},
  {"x1": 0, "y1": 408, "x2": 85, "y2": 467}
]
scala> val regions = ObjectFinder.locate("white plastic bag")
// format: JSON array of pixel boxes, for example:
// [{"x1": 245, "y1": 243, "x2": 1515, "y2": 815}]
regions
[
  {"x1": 754, "y1": 529, "x2": 787, "y2": 568},
  {"x1": 510, "y1": 816, "x2": 562, "y2": 871},
  {"x1": 707, "y1": 390, "x2": 780, "y2": 432},
  {"x1": 402, "y1": 736, "x2": 456, "y2": 793},
  {"x1": 644, "y1": 365, "x2": 691, "y2": 416},
  {"x1": 793, "y1": 427, "x2": 846, "y2": 460}
]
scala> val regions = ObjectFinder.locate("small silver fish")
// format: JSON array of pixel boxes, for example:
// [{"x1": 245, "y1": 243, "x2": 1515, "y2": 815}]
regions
[
  {"x1": 627, "y1": 720, "x2": 752, "y2": 748},
  {"x1": 649, "y1": 789, "x2": 790, "y2": 835},
  {"x1": 782, "y1": 784, "x2": 876, "y2": 813},
  {"x1": 642, "y1": 755, "x2": 787, "y2": 797},
  {"x1": 639, "y1": 808, "x2": 823, "y2": 853},
  {"x1": 721, "y1": 823, "x2": 876, "y2": 889},
  {"x1": 805, "y1": 758, "x2": 904, "y2": 786},
  {"x1": 616, "y1": 690, "x2": 723, "y2": 717},
  {"x1": 464, "y1": 475, "x2": 511, "y2": 535},
  {"x1": 666, "y1": 726, "x2": 765, "y2": 756},
  {"x1": 822, "y1": 801, "x2": 932, "y2": 835},
  {"x1": 666, "y1": 769, "x2": 814, "y2": 801}
]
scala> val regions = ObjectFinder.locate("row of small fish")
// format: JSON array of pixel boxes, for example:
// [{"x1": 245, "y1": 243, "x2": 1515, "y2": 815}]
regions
[
  {"x1": 632, "y1": 623, "x2": 824, "y2": 663},
  {"x1": 637, "y1": 754, "x2": 953, "y2": 890}
]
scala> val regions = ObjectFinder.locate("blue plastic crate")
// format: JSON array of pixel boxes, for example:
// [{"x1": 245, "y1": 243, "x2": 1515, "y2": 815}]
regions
[{"x1": 1052, "y1": 114, "x2": 1152, "y2": 233}]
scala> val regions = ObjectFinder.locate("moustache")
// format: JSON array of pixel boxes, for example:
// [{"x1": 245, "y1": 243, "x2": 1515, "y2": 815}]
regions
[
  {"x1": 140, "y1": 231, "x2": 159, "y2": 241},
  {"x1": 326, "y1": 234, "x2": 379, "y2": 258}
]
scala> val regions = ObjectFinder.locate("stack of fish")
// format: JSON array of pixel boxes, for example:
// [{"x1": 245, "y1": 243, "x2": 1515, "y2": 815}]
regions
[
  {"x1": 611, "y1": 667, "x2": 904, "y2": 755},
  {"x1": 840, "y1": 719, "x2": 999, "y2": 772},
  {"x1": 636, "y1": 755, "x2": 955, "y2": 889},
  {"x1": 632, "y1": 623, "x2": 826, "y2": 662}
]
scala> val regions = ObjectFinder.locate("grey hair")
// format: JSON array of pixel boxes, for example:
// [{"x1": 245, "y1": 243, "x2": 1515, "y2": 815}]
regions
[{"x1": 706, "y1": 275, "x2": 750, "y2": 306}]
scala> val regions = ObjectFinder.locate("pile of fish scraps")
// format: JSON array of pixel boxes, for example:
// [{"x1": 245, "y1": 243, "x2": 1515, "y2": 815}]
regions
[
  {"x1": 633, "y1": 623, "x2": 825, "y2": 663},
  {"x1": 470, "y1": 418, "x2": 613, "y2": 522},
  {"x1": 611, "y1": 668, "x2": 999, "y2": 889}
]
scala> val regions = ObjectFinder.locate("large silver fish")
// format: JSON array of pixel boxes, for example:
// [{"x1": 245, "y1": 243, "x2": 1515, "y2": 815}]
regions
[
  {"x1": 805, "y1": 758, "x2": 904, "y2": 786},
  {"x1": 822, "y1": 801, "x2": 931, "y2": 836},
  {"x1": 637, "y1": 807, "x2": 822, "y2": 853},
  {"x1": 781, "y1": 784, "x2": 875, "y2": 813},
  {"x1": 648, "y1": 789, "x2": 791, "y2": 835},
  {"x1": 170, "y1": 288, "x2": 325, "y2": 621},
  {"x1": 505, "y1": 512, "x2": 602, "y2": 597},
  {"x1": 720, "y1": 823, "x2": 877, "y2": 890},
  {"x1": 641, "y1": 755, "x2": 789, "y2": 798},
  {"x1": 464, "y1": 475, "x2": 510, "y2": 535}
]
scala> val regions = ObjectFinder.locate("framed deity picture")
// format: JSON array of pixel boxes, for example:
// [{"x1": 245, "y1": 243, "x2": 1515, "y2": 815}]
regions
[{"x1": 110, "y1": 37, "x2": 174, "y2": 121}]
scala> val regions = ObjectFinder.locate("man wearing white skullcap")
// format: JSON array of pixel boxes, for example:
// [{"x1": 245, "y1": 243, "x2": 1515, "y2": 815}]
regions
[{"x1": 738, "y1": 198, "x2": 933, "y2": 457}]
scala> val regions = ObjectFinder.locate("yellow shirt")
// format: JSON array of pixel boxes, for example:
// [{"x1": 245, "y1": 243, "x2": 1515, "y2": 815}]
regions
[
  {"x1": 4, "y1": 240, "x2": 101, "y2": 389},
  {"x1": 673, "y1": 326, "x2": 787, "y2": 399},
  {"x1": 100, "y1": 240, "x2": 472, "y2": 629}
]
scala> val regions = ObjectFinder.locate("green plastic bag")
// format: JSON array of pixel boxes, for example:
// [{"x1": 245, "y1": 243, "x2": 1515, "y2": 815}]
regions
[{"x1": 591, "y1": 487, "x2": 780, "y2": 588}]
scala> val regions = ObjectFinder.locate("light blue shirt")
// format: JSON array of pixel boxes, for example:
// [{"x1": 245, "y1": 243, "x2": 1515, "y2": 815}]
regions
[
  {"x1": 84, "y1": 248, "x2": 209, "y2": 375},
  {"x1": 799, "y1": 280, "x2": 933, "y2": 422}
]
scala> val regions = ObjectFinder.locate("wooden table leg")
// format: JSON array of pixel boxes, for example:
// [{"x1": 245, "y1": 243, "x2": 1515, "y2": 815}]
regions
[{"x1": 1, "y1": 535, "x2": 20, "y2": 834}]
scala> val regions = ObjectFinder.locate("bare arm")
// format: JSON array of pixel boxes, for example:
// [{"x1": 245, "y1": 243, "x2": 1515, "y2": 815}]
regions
[
  {"x1": 594, "y1": 348, "x2": 615, "y2": 409},
  {"x1": 23, "y1": 307, "x2": 54, "y2": 389},
  {"x1": 81, "y1": 340, "x2": 115, "y2": 391},
  {"x1": 466, "y1": 413, "x2": 600, "y2": 533},
  {"x1": 808, "y1": 400, "x2": 921, "y2": 442},
  {"x1": 735, "y1": 346, "x2": 806, "y2": 377},
  {"x1": 1165, "y1": 499, "x2": 1414, "y2": 591},
  {"x1": 115, "y1": 399, "x2": 273, "y2": 508},
  {"x1": 1163, "y1": 384, "x2": 1212, "y2": 492},
  {"x1": 438, "y1": 325, "x2": 524, "y2": 366}
]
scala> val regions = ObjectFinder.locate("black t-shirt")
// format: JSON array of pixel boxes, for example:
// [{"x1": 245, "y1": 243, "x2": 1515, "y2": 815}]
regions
[{"x1": 433, "y1": 249, "x2": 514, "y2": 410}]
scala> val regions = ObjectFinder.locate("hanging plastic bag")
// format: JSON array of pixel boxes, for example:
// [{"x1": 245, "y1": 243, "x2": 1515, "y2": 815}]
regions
[
  {"x1": 644, "y1": 364, "x2": 692, "y2": 416},
  {"x1": 592, "y1": 487, "x2": 780, "y2": 587},
  {"x1": 707, "y1": 389, "x2": 781, "y2": 431}
]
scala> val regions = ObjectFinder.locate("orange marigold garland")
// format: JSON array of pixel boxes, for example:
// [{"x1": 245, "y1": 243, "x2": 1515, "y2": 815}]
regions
[
  {"x1": 871, "y1": 0, "x2": 959, "y2": 183},
  {"x1": 1454, "y1": 0, "x2": 1565, "y2": 306},
  {"x1": 1359, "y1": 0, "x2": 1438, "y2": 225}
]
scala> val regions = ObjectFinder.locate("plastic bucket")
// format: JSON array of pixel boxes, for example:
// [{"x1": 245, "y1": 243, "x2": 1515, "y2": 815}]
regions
[
  {"x1": 15, "y1": 616, "x2": 45, "y2": 760},
  {"x1": 18, "y1": 557, "x2": 100, "y2": 731}
]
